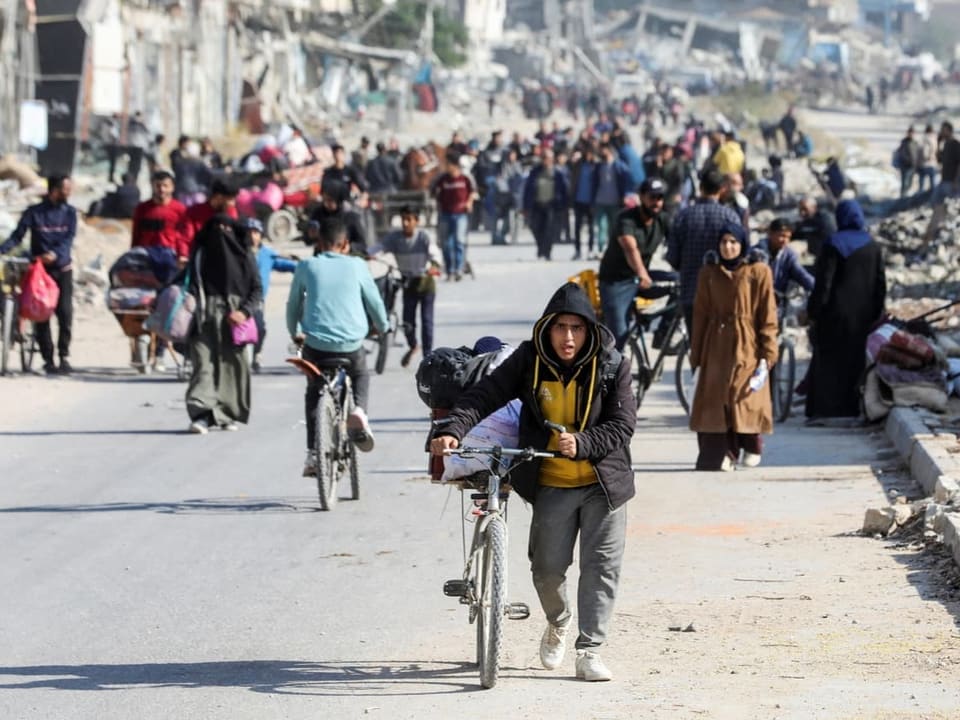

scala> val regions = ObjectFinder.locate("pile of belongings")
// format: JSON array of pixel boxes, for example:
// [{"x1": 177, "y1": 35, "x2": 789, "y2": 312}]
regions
[
  {"x1": 862, "y1": 316, "x2": 950, "y2": 421},
  {"x1": 106, "y1": 247, "x2": 179, "y2": 313}
]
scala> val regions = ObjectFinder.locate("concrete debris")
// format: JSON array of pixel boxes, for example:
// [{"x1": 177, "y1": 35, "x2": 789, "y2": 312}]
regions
[
  {"x1": 925, "y1": 503, "x2": 947, "y2": 535},
  {"x1": 863, "y1": 499, "x2": 933, "y2": 536},
  {"x1": 934, "y1": 476, "x2": 960, "y2": 505},
  {"x1": 863, "y1": 507, "x2": 897, "y2": 536},
  {"x1": 873, "y1": 198, "x2": 960, "y2": 300}
]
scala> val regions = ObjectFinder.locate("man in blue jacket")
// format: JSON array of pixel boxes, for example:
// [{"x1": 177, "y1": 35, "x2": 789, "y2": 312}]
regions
[
  {"x1": 286, "y1": 217, "x2": 388, "y2": 476},
  {"x1": 591, "y1": 144, "x2": 632, "y2": 259},
  {"x1": 0, "y1": 175, "x2": 77, "y2": 374},
  {"x1": 755, "y1": 218, "x2": 814, "y2": 297}
]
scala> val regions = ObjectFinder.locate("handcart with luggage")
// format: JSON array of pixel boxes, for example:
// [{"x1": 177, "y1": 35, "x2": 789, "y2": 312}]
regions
[{"x1": 107, "y1": 246, "x2": 190, "y2": 379}]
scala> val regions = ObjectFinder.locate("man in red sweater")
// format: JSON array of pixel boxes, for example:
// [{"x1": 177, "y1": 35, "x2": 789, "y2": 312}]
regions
[
  {"x1": 431, "y1": 155, "x2": 474, "y2": 280},
  {"x1": 183, "y1": 178, "x2": 239, "y2": 252},
  {"x1": 131, "y1": 171, "x2": 189, "y2": 263}
]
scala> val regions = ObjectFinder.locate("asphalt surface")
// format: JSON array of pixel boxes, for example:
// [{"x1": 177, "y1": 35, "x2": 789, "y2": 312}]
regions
[{"x1": 2, "y1": 236, "x2": 960, "y2": 719}]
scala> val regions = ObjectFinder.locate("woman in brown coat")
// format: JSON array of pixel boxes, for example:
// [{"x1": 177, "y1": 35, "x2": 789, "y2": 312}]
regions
[{"x1": 689, "y1": 223, "x2": 778, "y2": 470}]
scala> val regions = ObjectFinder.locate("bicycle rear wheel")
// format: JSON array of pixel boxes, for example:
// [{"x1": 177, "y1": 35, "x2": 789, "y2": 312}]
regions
[
  {"x1": 772, "y1": 341, "x2": 796, "y2": 423},
  {"x1": 315, "y1": 390, "x2": 341, "y2": 511},
  {"x1": 674, "y1": 339, "x2": 696, "y2": 415},
  {"x1": 19, "y1": 321, "x2": 37, "y2": 373},
  {"x1": 1, "y1": 294, "x2": 13, "y2": 375},
  {"x1": 477, "y1": 515, "x2": 507, "y2": 689}
]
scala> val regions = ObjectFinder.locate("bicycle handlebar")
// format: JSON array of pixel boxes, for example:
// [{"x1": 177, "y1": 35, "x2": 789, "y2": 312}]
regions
[{"x1": 444, "y1": 446, "x2": 564, "y2": 460}]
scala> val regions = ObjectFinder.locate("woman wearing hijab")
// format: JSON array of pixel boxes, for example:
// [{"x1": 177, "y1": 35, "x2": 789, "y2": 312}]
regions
[
  {"x1": 185, "y1": 215, "x2": 263, "y2": 434},
  {"x1": 806, "y1": 199, "x2": 886, "y2": 419},
  {"x1": 689, "y1": 223, "x2": 778, "y2": 471}
]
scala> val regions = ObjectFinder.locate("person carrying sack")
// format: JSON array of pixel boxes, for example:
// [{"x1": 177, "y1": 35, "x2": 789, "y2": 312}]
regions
[{"x1": 0, "y1": 175, "x2": 77, "y2": 374}]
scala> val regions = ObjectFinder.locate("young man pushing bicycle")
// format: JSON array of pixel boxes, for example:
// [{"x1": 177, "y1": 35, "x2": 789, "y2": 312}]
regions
[{"x1": 431, "y1": 282, "x2": 636, "y2": 681}]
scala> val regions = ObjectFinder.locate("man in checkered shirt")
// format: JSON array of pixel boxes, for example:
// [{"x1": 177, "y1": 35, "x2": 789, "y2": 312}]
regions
[{"x1": 666, "y1": 170, "x2": 744, "y2": 335}]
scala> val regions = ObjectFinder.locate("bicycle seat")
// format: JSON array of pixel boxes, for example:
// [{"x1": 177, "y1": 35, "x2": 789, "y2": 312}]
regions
[
  {"x1": 285, "y1": 356, "x2": 350, "y2": 378},
  {"x1": 636, "y1": 285, "x2": 673, "y2": 301},
  {"x1": 312, "y1": 356, "x2": 353, "y2": 369}
]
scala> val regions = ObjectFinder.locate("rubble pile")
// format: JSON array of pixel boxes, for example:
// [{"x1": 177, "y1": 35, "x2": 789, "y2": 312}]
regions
[
  {"x1": 71, "y1": 219, "x2": 131, "y2": 315},
  {"x1": 873, "y1": 198, "x2": 960, "y2": 298},
  {"x1": 863, "y1": 478, "x2": 960, "y2": 544}
]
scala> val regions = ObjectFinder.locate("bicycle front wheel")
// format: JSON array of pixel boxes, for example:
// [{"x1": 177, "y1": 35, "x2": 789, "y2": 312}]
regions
[
  {"x1": 772, "y1": 341, "x2": 796, "y2": 423},
  {"x1": 477, "y1": 515, "x2": 506, "y2": 689},
  {"x1": 1, "y1": 294, "x2": 13, "y2": 375},
  {"x1": 374, "y1": 329, "x2": 391, "y2": 375},
  {"x1": 674, "y1": 339, "x2": 696, "y2": 415},
  {"x1": 315, "y1": 390, "x2": 341, "y2": 511}
]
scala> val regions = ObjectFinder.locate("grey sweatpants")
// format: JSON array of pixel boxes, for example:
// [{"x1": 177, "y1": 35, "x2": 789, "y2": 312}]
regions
[{"x1": 528, "y1": 483, "x2": 627, "y2": 650}]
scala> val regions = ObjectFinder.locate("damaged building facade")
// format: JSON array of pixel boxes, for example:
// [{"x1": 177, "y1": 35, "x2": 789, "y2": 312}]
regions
[{"x1": 2, "y1": 0, "x2": 415, "y2": 176}]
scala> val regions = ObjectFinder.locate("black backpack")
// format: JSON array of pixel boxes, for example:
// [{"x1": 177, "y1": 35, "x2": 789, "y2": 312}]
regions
[{"x1": 415, "y1": 346, "x2": 501, "y2": 409}]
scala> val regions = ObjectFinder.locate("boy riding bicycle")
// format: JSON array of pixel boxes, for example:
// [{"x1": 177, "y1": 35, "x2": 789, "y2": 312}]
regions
[{"x1": 286, "y1": 217, "x2": 388, "y2": 475}]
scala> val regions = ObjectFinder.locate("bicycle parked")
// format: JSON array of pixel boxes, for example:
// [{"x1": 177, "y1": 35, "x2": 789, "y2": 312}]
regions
[
  {"x1": 288, "y1": 352, "x2": 360, "y2": 511},
  {"x1": 0, "y1": 256, "x2": 39, "y2": 376},
  {"x1": 619, "y1": 270, "x2": 693, "y2": 412},
  {"x1": 434, "y1": 424, "x2": 564, "y2": 689}
]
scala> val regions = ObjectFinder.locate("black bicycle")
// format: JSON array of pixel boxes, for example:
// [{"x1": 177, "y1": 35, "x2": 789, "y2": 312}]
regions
[
  {"x1": 620, "y1": 270, "x2": 693, "y2": 412},
  {"x1": 433, "y1": 420, "x2": 564, "y2": 689},
  {"x1": 770, "y1": 287, "x2": 805, "y2": 423},
  {"x1": 288, "y1": 354, "x2": 359, "y2": 511},
  {"x1": 366, "y1": 256, "x2": 403, "y2": 375},
  {"x1": 0, "y1": 256, "x2": 39, "y2": 376}
]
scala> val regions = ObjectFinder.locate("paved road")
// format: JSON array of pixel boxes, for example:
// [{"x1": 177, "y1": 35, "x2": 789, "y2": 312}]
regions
[{"x1": 2, "y1": 236, "x2": 959, "y2": 719}]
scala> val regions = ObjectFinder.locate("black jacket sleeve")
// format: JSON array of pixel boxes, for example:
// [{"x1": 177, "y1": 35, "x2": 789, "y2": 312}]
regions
[
  {"x1": 436, "y1": 348, "x2": 527, "y2": 441},
  {"x1": 573, "y1": 357, "x2": 637, "y2": 461},
  {"x1": 807, "y1": 246, "x2": 837, "y2": 322}
]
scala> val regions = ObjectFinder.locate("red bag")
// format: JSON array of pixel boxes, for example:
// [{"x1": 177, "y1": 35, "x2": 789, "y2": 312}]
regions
[{"x1": 19, "y1": 259, "x2": 60, "y2": 322}]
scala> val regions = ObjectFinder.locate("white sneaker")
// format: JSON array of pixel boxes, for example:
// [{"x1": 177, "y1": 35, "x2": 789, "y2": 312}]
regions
[
  {"x1": 220, "y1": 421, "x2": 240, "y2": 432},
  {"x1": 720, "y1": 455, "x2": 735, "y2": 472},
  {"x1": 539, "y1": 620, "x2": 571, "y2": 670},
  {"x1": 189, "y1": 419, "x2": 209, "y2": 435},
  {"x1": 742, "y1": 452, "x2": 761, "y2": 468},
  {"x1": 302, "y1": 449, "x2": 319, "y2": 477},
  {"x1": 153, "y1": 361, "x2": 166, "y2": 373},
  {"x1": 347, "y1": 407, "x2": 375, "y2": 452},
  {"x1": 575, "y1": 649, "x2": 612, "y2": 682}
]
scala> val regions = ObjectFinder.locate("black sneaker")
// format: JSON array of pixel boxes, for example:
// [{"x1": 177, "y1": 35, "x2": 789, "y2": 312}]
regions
[
  {"x1": 401, "y1": 345, "x2": 419, "y2": 368},
  {"x1": 43, "y1": 361, "x2": 57, "y2": 375},
  {"x1": 58, "y1": 359, "x2": 73, "y2": 375}
]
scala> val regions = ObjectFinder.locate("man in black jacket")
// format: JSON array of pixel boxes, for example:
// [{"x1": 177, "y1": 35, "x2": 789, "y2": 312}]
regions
[{"x1": 431, "y1": 282, "x2": 636, "y2": 682}]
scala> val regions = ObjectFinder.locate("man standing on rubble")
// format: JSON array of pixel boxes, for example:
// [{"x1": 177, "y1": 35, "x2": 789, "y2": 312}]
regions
[
  {"x1": 894, "y1": 127, "x2": 920, "y2": 198},
  {"x1": 933, "y1": 121, "x2": 960, "y2": 205}
]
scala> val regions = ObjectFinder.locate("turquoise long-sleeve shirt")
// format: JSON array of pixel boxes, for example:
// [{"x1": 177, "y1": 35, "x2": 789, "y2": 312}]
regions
[{"x1": 286, "y1": 251, "x2": 388, "y2": 353}]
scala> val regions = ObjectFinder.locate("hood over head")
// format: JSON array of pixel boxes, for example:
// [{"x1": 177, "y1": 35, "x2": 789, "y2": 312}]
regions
[
  {"x1": 828, "y1": 199, "x2": 872, "y2": 258},
  {"x1": 532, "y1": 282, "x2": 610, "y2": 375},
  {"x1": 835, "y1": 199, "x2": 866, "y2": 232}
]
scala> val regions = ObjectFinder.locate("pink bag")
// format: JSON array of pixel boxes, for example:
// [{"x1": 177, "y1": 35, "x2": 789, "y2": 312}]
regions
[
  {"x1": 231, "y1": 315, "x2": 259, "y2": 346},
  {"x1": 19, "y1": 259, "x2": 60, "y2": 322}
]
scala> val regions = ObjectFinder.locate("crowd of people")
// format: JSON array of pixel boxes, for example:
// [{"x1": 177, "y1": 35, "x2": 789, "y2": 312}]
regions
[{"x1": 16, "y1": 90, "x2": 960, "y2": 688}]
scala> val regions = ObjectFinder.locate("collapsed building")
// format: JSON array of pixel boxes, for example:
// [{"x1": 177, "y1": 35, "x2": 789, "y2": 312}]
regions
[{"x1": 0, "y1": 0, "x2": 426, "y2": 177}]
